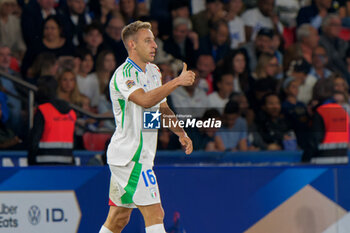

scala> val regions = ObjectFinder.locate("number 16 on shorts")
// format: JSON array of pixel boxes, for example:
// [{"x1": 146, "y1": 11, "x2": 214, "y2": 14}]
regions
[
  {"x1": 142, "y1": 169, "x2": 157, "y2": 187},
  {"x1": 142, "y1": 169, "x2": 158, "y2": 199}
]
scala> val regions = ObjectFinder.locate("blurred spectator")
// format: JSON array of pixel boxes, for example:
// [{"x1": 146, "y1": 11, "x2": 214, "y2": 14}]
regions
[
  {"x1": 275, "y1": 0, "x2": 300, "y2": 27},
  {"x1": 104, "y1": 14, "x2": 128, "y2": 67},
  {"x1": 296, "y1": 0, "x2": 335, "y2": 29},
  {"x1": 170, "y1": 69, "x2": 208, "y2": 118},
  {"x1": 120, "y1": 0, "x2": 145, "y2": 24},
  {"x1": 339, "y1": 0, "x2": 350, "y2": 27},
  {"x1": 26, "y1": 52, "x2": 58, "y2": 85},
  {"x1": 302, "y1": 78, "x2": 349, "y2": 164},
  {"x1": 191, "y1": 0, "x2": 224, "y2": 38},
  {"x1": 76, "y1": 48, "x2": 100, "y2": 107},
  {"x1": 288, "y1": 59, "x2": 316, "y2": 105},
  {"x1": 199, "y1": 19, "x2": 230, "y2": 63},
  {"x1": 319, "y1": 14, "x2": 349, "y2": 80},
  {"x1": 0, "y1": 0, "x2": 26, "y2": 61},
  {"x1": 0, "y1": 101, "x2": 22, "y2": 149},
  {"x1": 0, "y1": 44, "x2": 22, "y2": 135},
  {"x1": 332, "y1": 73, "x2": 349, "y2": 96},
  {"x1": 255, "y1": 92, "x2": 291, "y2": 150},
  {"x1": 221, "y1": 49, "x2": 251, "y2": 94},
  {"x1": 186, "y1": 109, "x2": 224, "y2": 151},
  {"x1": 284, "y1": 24, "x2": 319, "y2": 71},
  {"x1": 271, "y1": 31, "x2": 283, "y2": 66},
  {"x1": 57, "y1": 55, "x2": 79, "y2": 74},
  {"x1": 309, "y1": 45, "x2": 332, "y2": 80},
  {"x1": 95, "y1": 50, "x2": 116, "y2": 94},
  {"x1": 80, "y1": 22, "x2": 108, "y2": 65},
  {"x1": 27, "y1": 77, "x2": 76, "y2": 165},
  {"x1": 216, "y1": 100, "x2": 248, "y2": 151},
  {"x1": 21, "y1": 0, "x2": 65, "y2": 46},
  {"x1": 334, "y1": 90, "x2": 350, "y2": 115},
  {"x1": 163, "y1": 17, "x2": 199, "y2": 68},
  {"x1": 208, "y1": 73, "x2": 234, "y2": 114},
  {"x1": 161, "y1": 0, "x2": 191, "y2": 38},
  {"x1": 21, "y1": 15, "x2": 75, "y2": 77},
  {"x1": 225, "y1": 0, "x2": 246, "y2": 49},
  {"x1": 59, "y1": 0, "x2": 92, "y2": 46},
  {"x1": 75, "y1": 95, "x2": 98, "y2": 148},
  {"x1": 281, "y1": 77, "x2": 309, "y2": 149},
  {"x1": 89, "y1": 0, "x2": 118, "y2": 25},
  {"x1": 57, "y1": 69, "x2": 83, "y2": 106},
  {"x1": 249, "y1": 77, "x2": 277, "y2": 113},
  {"x1": 241, "y1": 0, "x2": 283, "y2": 41},
  {"x1": 253, "y1": 53, "x2": 279, "y2": 90},
  {"x1": 241, "y1": 28, "x2": 274, "y2": 72},
  {"x1": 230, "y1": 92, "x2": 255, "y2": 125},
  {"x1": 196, "y1": 54, "x2": 215, "y2": 94}
]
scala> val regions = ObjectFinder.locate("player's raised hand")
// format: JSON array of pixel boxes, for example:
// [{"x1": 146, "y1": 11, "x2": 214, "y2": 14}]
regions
[
  {"x1": 177, "y1": 63, "x2": 195, "y2": 86},
  {"x1": 179, "y1": 134, "x2": 193, "y2": 155}
]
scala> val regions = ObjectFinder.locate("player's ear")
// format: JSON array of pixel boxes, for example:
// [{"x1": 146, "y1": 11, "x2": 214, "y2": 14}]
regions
[{"x1": 128, "y1": 39, "x2": 136, "y2": 50}]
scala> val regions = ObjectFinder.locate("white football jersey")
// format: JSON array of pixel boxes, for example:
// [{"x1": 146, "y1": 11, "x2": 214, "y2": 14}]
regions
[{"x1": 107, "y1": 58, "x2": 166, "y2": 166}]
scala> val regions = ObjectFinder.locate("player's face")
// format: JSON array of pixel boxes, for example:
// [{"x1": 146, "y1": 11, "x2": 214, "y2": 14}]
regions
[
  {"x1": 60, "y1": 71, "x2": 76, "y2": 93},
  {"x1": 134, "y1": 29, "x2": 157, "y2": 63}
]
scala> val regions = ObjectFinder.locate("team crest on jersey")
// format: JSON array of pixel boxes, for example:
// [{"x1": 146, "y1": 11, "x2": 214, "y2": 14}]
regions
[{"x1": 126, "y1": 80, "x2": 135, "y2": 89}]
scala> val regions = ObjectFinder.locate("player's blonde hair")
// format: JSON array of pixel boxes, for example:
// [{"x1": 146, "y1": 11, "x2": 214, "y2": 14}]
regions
[{"x1": 121, "y1": 21, "x2": 152, "y2": 48}]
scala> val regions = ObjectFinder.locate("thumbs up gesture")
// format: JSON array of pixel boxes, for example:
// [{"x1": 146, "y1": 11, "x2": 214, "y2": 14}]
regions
[{"x1": 177, "y1": 63, "x2": 196, "y2": 86}]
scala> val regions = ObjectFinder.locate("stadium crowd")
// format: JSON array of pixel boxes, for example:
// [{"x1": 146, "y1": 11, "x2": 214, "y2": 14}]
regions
[{"x1": 0, "y1": 0, "x2": 349, "y2": 154}]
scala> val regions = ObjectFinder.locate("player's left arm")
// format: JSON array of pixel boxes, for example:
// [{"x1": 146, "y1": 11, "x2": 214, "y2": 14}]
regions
[{"x1": 160, "y1": 101, "x2": 193, "y2": 155}]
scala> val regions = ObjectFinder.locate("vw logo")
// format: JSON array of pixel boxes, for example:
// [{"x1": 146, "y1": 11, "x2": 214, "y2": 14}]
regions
[{"x1": 28, "y1": 205, "x2": 41, "y2": 225}]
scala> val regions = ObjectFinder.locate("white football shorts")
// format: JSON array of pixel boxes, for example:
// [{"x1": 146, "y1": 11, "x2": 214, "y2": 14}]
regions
[{"x1": 108, "y1": 161, "x2": 161, "y2": 208}]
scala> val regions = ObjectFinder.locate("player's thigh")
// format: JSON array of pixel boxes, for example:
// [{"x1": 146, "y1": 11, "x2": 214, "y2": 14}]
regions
[{"x1": 137, "y1": 203, "x2": 165, "y2": 226}]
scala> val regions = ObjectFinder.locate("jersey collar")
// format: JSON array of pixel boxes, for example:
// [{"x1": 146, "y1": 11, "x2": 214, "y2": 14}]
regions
[{"x1": 126, "y1": 58, "x2": 143, "y2": 72}]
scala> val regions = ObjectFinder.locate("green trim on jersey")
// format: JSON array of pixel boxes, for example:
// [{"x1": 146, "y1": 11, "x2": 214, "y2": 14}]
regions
[
  {"x1": 121, "y1": 132, "x2": 143, "y2": 204},
  {"x1": 123, "y1": 63, "x2": 132, "y2": 78},
  {"x1": 118, "y1": 99, "x2": 126, "y2": 128},
  {"x1": 122, "y1": 63, "x2": 130, "y2": 78},
  {"x1": 135, "y1": 71, "x2": 139, "y2": 83},
  {"x1": 113, "y1": 73, "x2": 120, "y2": 92}
]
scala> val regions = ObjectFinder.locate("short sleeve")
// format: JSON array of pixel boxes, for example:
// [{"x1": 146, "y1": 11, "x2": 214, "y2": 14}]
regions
[{"x1": 113, "y1": 69, "x2": 143, "y2": 100}]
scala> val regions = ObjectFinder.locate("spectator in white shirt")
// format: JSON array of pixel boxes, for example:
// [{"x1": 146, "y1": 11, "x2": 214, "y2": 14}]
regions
[
  {"x1": 241, "y1": 0, "x2": 283, "y2": 41},
  {"x1": 225, "y1": 0, "x2": 245, "y2": 49},
  {"x1": 208, "y1": 73, "x2": 234, "y2": 114},
  {"x1": 76, "y1": 48, "x2": 100, "y2": 107}
]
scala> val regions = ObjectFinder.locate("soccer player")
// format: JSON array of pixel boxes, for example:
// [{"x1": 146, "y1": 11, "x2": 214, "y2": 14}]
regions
[{"x1": 99, "y1": 21, "x2": 195, "y2": 233}]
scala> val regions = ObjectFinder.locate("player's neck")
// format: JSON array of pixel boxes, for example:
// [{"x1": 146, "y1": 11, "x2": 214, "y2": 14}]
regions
[{"x1": 128, "y1": 55, "x2": 147, "y2": 72}]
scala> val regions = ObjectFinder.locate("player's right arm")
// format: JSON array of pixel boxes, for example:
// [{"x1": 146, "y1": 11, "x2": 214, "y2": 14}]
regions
[{"x1": 128, "y1": 63, "x2": 195, "y2": 108}]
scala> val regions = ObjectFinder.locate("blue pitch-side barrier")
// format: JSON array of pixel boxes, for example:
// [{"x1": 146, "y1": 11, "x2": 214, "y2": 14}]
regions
[
  {"x1": 0, "y1": 150, "x2": 305, "y2": 167},
  {"x1": 2, "y1": 151, "x2": 350, "y2": 233}
]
